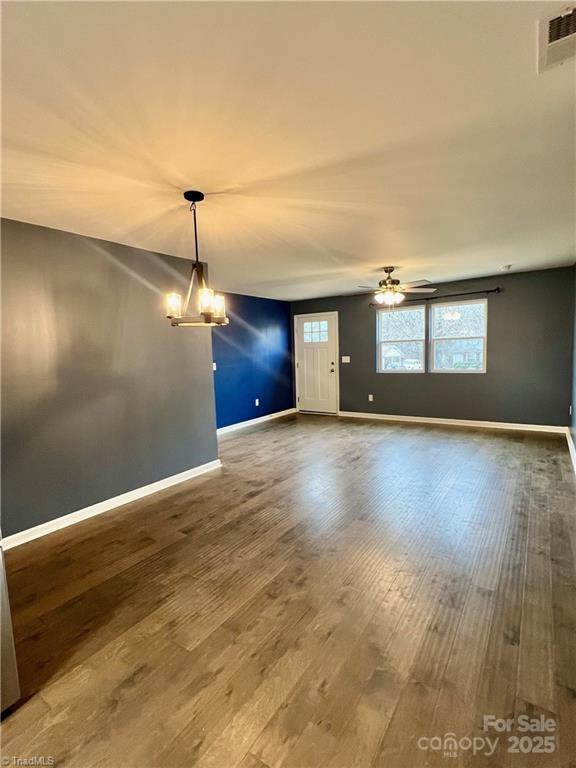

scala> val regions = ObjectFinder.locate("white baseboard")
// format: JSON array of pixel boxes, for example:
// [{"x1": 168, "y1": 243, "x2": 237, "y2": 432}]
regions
[
  {"x1": 2, "y1": 459, "x2": 222, "y2": 550},
  {"x1": 4, "y1": 411, "x2": 572, "y2": 552},
  {"x1": 338, "y1": 410, "x2": 570, "y2": 435},
  {"x1": 566, "y1": 430, "x2": 576, "y2": 476},
  {"x1": 217, "y1": 408, "x2": 297, "y2": 435}
]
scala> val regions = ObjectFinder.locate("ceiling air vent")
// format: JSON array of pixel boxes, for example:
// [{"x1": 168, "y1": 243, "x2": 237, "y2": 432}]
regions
[{"x1": 539, "y1": 6, "x2": 576, "y2": 73}]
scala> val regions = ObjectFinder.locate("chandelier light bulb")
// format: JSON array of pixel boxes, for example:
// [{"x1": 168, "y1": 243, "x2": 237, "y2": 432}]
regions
[
  {"x1": 213, "y1": 294, "x2": 226, "y2": 319},
  {"x1": 165, "y1": 292, "x2": 182, "y2": 318},
  {"x1": 198, "y1": 287, "x2": 215, "y2": 315}
]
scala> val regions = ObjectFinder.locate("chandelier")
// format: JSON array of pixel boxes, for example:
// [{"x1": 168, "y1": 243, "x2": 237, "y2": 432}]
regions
[{"x1": 165, "y1": 191, "x2": 229, "y2": 327}]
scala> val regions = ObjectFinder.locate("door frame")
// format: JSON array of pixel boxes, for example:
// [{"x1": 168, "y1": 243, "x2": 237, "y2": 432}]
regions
[{"x1": 293, "y1": 311, "x2": 340, "y2": 414}]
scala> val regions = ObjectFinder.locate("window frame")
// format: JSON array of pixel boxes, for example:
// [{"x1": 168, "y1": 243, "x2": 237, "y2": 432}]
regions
[
  {"x1": 376, "y1": 304, "x2": 426, "y2": 374},
  {"x1": 429, "y1": 298, "x2": 488, "y2": 374}
]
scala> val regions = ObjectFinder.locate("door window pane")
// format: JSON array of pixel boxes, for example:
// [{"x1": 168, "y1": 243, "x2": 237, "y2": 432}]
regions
[{"x1": 303, "y1": 319, "x2": 329, "y2": 343}]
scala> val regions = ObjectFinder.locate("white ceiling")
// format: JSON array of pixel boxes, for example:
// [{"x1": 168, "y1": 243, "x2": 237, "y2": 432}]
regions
[{"x1": 2, "y1": 1, "x2": 575, "y2": 300}]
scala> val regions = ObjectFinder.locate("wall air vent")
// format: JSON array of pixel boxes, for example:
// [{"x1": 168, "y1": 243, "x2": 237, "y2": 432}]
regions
[{"x1": 539, "y1": 6, "x2": 576, "y2": 73}]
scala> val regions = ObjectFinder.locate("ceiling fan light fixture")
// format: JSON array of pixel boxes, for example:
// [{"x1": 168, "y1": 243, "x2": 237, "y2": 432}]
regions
[
  {"x1": 381, "y1": 289, "x2": 405, "y2": 306},
  {"x1": 368, "y1": 267, "x2": 436, "y2": 308}
]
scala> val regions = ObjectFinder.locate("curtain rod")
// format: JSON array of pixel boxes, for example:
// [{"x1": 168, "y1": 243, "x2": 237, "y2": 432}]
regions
[{"x1": 403, "y1": 287, "x2": 501, "y2": 303}]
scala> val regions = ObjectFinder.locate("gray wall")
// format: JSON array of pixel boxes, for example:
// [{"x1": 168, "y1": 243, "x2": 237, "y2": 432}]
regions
[
  {"x1": 292, "y1": 267, "x2": 575, "y2": 427},
  {"x1": 2, "y1": 219, "x2": 218, "y2": 537}
]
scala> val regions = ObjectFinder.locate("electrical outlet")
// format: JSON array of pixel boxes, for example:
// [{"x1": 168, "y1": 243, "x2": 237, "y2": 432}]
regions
[
  {"x1": 255, "y1": 398, "x2": 260, "y2": 407},
  {"x1": 368, "y1": 394, "x2": 374, "y2": 402},
  {"x1": 212, "y1": 362, "x2": 217, "y2": 371}
]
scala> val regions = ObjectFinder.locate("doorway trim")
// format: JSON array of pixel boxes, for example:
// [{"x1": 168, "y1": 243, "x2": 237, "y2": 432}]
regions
[{"x1": 293, "y1": 311, "x2": 340, "y2": 414}]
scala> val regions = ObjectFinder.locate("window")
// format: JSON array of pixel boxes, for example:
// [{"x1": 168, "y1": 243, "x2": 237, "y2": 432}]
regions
[
  {"x1": 303, "y1": 320, "x2": 328, "y2": 343},
  {"x1": 377, "y1": 305, "x2": 425, "y2": 373},
  {"x1": 430, "y1": 299, "x2": 487, "y2": 373}
]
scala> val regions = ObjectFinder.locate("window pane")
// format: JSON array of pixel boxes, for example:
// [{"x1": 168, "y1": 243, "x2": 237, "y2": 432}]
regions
[
  {"x1": 380, "y1": 341, "x2": 424, "y2": 372},
  {"x1": 379, "y1": 307, "x2": 425, "y2": 341},
  {"x1": 432, "y1": 302, "x2": 485, "y2": 339},
  {"x1": 433, "y1": 339, "x2": 484, "y2": 371},
  {"x1": 303, "y1": 322, "x2": 328, "y2": 343}
]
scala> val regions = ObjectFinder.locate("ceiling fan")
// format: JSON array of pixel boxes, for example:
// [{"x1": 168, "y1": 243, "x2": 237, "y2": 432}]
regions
[{"x1": 359, "y1": 266, "x2": 437, "y2": 306}]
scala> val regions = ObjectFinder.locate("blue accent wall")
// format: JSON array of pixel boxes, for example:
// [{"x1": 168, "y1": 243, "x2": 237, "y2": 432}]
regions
[{"x1": 212, "y1": 293, "x2": 294, "y2": 429}]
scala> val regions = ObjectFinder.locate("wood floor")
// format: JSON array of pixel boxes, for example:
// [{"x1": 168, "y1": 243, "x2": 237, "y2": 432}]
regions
[{"x1": 3, "y1": 415, "x2": 575, "y2": 768}]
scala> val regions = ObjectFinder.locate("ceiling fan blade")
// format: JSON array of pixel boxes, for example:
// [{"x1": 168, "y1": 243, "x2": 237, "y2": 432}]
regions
[
  {"x1": 399, "y1": 279, "x2": 431, "y2": 289},
  {"x1": 402, "y1": 287, "x2": 437, "y2": 293},
  {"x1": 357, "y1": 285, "x2": 375, "y2": 290}
]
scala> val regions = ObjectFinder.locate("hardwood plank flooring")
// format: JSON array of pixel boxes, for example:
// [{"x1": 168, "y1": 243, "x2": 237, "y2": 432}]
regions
[{"x1": 2, "y1": 414, "x2": 575, "y2": 767}]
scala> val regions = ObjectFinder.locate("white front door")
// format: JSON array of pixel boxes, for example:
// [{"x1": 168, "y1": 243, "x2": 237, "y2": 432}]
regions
[{"x1": 294, "y1": 312, "x2": 339, "y2": 414}]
